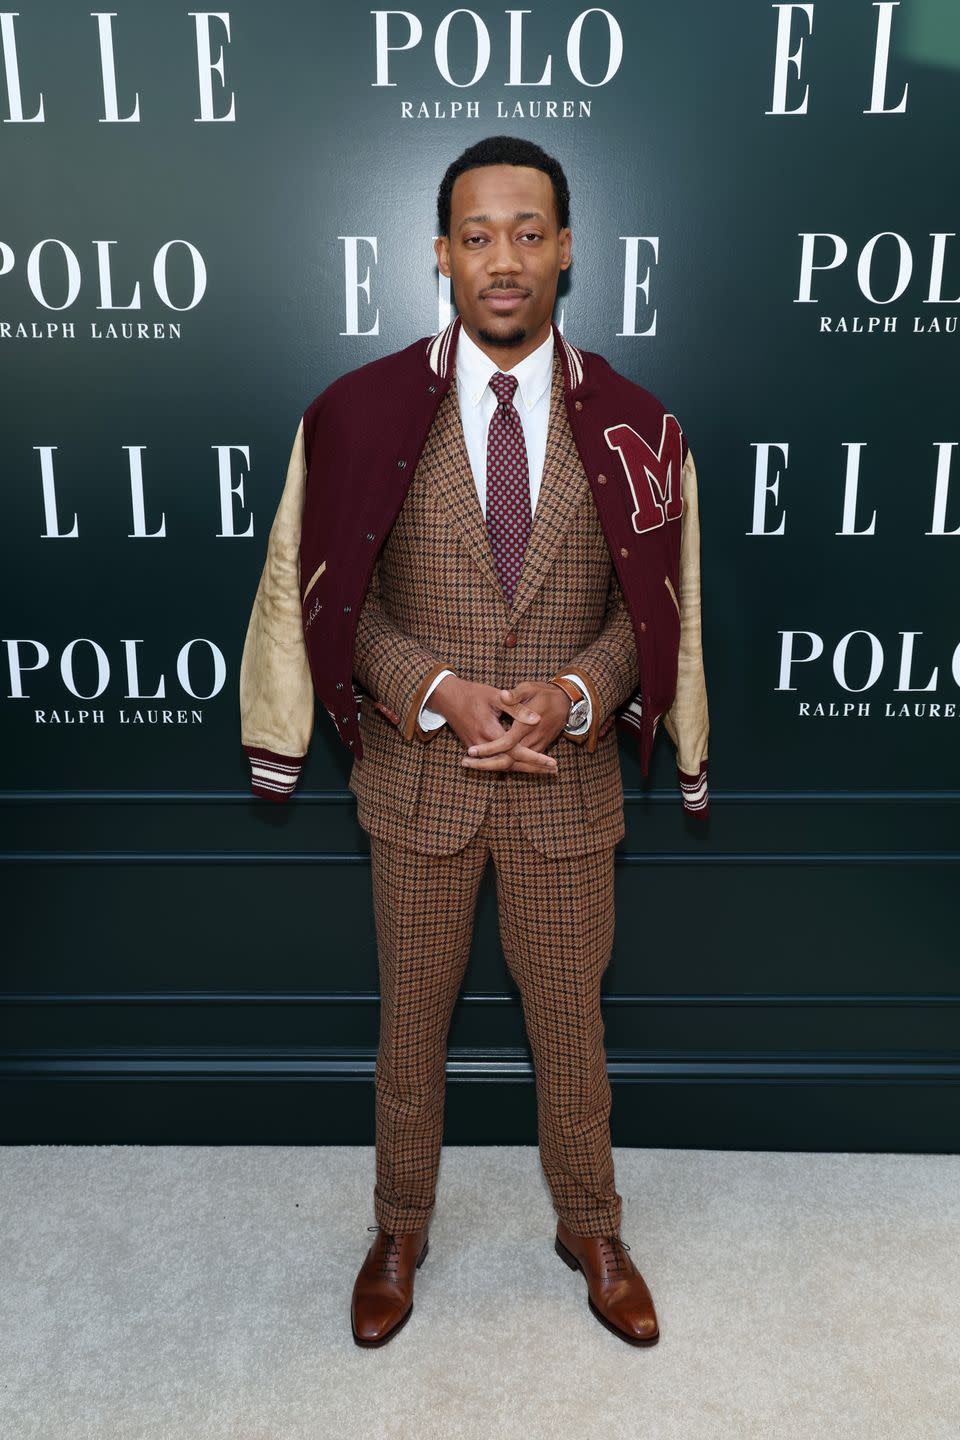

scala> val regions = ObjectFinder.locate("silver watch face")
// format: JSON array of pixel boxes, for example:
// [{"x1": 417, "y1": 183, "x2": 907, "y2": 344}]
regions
[{"x1": 566, "y1": 698, "x2": 589, "y2": 729}]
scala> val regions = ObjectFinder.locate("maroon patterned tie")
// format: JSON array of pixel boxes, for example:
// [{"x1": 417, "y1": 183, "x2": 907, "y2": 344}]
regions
[{"x1": 485, "y1": 370, "x2": 532, "y2": 606}]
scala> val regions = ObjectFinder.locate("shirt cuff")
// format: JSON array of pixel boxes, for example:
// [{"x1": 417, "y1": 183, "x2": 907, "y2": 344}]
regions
[
  {"x1": 559, "y1": 671, "x2": 592, "y2": 734},
  {"x1": 419, "y1": 668, "x2": 455, "y2": 730}
]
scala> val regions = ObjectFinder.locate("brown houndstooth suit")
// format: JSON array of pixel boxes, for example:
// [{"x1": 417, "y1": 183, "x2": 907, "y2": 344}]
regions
[{"x1": 349, "y1": 350, "x2": 641, "y2": 1237}]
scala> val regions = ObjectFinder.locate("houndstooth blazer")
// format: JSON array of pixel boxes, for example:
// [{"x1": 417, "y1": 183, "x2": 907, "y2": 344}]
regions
[
  {"x1": 348, "y1": 348, "x2": 639, "y2": 857},
  {"x1": 239, "y1": 317, "x2": 710, "y2": 819}
]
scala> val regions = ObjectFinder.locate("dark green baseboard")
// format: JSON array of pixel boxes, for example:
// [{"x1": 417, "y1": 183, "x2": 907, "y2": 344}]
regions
[
  {"x1": 5, "y1": 792, "x2": 958, "y2": 1151},
  {"x1": 2, "y1": 1053, "x2": 957, "y2": 1150}
]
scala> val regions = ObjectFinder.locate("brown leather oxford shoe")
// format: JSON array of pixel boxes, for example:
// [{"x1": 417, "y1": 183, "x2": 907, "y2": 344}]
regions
[
  {"x1": 555, "y1": 1217, "x2": 660, "y2": 1346},
  {"x1": 350, "y1": 1223, "x2": 430, "y2": 1347}
]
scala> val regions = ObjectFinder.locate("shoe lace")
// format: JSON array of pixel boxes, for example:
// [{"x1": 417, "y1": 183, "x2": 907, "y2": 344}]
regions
[
  {"x1": 599, "y1": 1235, "x2": 631, "y2": 1276},
  {"x1": 367, "y1": 1224, "x2": 402, "y2": 1278}
]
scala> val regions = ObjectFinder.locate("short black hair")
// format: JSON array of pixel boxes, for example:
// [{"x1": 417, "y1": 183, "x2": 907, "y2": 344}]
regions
[{"x1": 436, "y1": 135, "x2": 571, "y2": 236}]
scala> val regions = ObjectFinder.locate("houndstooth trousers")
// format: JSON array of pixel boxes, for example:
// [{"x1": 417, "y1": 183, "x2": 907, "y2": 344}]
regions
[{"x1": 368, "y1": 773, "x2": 622, "y2": 1239}]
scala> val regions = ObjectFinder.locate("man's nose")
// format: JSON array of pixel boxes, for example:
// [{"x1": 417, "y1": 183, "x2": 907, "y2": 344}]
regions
[{"x1": 486, "y1": 240, "x2": 522, "y2": 274}]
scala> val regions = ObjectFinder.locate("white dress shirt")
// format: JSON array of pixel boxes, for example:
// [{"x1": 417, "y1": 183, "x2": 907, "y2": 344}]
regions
[{"x1": 417, "y1": 324, "x2": 591, "y2": 734}]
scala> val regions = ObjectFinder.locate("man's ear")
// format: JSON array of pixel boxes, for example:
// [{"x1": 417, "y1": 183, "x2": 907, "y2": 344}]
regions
[
  {"x1": 434, "y1": 234, "x2": 451, "y2": 278},
  {"x1": 559, "y1": 227, "x2": 573, "y2": 270}
]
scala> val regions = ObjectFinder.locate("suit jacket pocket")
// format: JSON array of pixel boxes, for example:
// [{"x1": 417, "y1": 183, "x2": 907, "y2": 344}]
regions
[
  {"x1": 574, "y1": 728, "x2": 624, "y2": 822},
  {"x1": 349, "y1": 701, "x2": 425, "y2": 819}
]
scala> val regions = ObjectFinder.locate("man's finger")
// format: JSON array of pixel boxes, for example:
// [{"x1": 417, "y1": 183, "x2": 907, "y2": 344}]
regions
[
  {"x1": 506, "y1": 759, "x2": 561, "y2": 774},
  {"x1": 513, "y1": 743, "x2": 558, "y2": 769},
  {"x1": 461, "y1": 751, "x2": 514, "y2": 770},
  {"x1": 497, "y1": 700, "x2": 541, "y2": 725},
  {"x1": 467, "y1": 730, "x2": 528, "y2": 757},
  {"x1": 467, "y1": 728, "x2": 547, "y2": 757},
  {"x1": 462, "y1": 744, "x2": 557, "y2": 771}
]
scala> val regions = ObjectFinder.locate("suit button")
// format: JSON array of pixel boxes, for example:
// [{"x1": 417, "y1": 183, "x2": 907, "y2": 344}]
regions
[
  {"x1": 597, "y1": 473, "x2": 607, "y2": 485},
  {"x1": 503, "y1": 629, "x2": 517, "y2": 648},
  {"x1": 397, "y1": 459, "x2": 407, "y2": 470},
  {"x1": 620, "y1": 546, "x2": 629, "y2": 557},
  {"x1": 640, "y1": 621, "x2": 647, "y2": 632},
  {"x1": 574, "y1": 400, "x2": 583, "y2": 411}
]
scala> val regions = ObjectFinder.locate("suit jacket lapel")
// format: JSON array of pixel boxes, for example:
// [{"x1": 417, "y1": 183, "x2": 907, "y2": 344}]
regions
[
  {"x1": 507, "y1": 350, "x2": 590, "y2": 624},
  {"x1": 425, "y1": 384, "x2": 506, "y2": 602}
]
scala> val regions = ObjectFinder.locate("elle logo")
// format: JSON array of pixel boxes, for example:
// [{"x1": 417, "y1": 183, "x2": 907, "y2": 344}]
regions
[
  {"x1": 767, "y1": 1, "x2": 911, "y2": 115},
  {"x1": 0, "y1": 11, "x2": 235, "y2": 122}
]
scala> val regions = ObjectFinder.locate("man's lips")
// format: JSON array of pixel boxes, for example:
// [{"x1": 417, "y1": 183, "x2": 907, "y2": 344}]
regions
[{"x1": 481, "y1": 289, "x2": 529, "y2": 311}]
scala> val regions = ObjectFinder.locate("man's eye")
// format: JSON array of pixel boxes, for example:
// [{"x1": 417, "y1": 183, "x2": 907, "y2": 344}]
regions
[
  {"x1": 521, "y1": 232, "x2": 543, "y2": 241},
  {"x1": 464, "y1": 236, "x2": 486, "y2": 245}
]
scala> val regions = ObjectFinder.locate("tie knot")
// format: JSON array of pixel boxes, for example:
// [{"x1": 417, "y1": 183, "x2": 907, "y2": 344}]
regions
[{"x1": 489, "y1": 371, "x2": 519, "y2": 407}]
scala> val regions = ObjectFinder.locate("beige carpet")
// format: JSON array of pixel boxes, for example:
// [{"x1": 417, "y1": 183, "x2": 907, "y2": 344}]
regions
[{"x1": 0, "y1": 1144, "x2": 957, "y2": 1440}]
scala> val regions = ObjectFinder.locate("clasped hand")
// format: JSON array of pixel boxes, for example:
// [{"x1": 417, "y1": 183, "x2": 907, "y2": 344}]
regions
[{"x1": 428, "y1": 674, "x2": 571, "y2": 775}]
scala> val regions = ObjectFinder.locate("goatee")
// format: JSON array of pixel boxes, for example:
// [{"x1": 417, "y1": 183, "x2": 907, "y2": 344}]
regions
[{"x1": 477, "y1": 325, "x2": 527, "y2": 348}]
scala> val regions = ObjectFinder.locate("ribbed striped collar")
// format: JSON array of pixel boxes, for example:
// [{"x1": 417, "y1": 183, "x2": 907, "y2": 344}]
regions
[{"x1": 425, "y1": 314, "x2": 585, "y2": 393}]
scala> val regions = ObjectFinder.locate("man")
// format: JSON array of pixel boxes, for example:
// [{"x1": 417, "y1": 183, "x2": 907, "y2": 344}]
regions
[{"x1": 239, "y1": 135, "x2": 709, "y2": 1349}]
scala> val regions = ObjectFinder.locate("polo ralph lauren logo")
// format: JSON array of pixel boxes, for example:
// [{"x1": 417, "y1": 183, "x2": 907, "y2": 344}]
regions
[{"x1": 603, "y1": 414, "x2": 684, "y2": 534}]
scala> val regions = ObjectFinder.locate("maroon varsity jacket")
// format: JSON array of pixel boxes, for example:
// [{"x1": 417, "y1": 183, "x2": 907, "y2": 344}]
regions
[{"x1": 239, "y1": 316, "x2": 710, "y2": 816}]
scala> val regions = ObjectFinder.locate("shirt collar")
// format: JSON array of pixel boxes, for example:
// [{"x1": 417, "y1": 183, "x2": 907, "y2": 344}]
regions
[{"x1": 456, "y1": 323, "x2": 554, "y2": 411}]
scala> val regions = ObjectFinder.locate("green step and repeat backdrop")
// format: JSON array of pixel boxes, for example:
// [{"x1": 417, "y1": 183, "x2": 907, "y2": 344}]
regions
[{"x1": 2, "y1": 1, "x2": 957, "y2": 1145}]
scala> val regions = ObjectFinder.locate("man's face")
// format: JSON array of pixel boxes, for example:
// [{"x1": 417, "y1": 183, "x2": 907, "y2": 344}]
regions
[{"x1": 434, "y1": 163, "x2": 572, "y2": 362}]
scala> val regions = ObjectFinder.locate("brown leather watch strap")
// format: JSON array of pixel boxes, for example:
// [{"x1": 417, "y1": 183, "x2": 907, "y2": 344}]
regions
[
  {"x1": 547, "y1": 675, "x2": 585, "y2": 707},
  {"x1": 548, "y1": 672, "x2": 601, "y2": 751}
]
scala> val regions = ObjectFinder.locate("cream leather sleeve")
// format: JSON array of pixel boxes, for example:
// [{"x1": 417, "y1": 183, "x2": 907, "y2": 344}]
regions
[
  {"x1": 661, "y1": 445, "x2": 710, "y2": 812},
  {"x1": 238, "y1": 418, "x2": 315, "y2": 799}
]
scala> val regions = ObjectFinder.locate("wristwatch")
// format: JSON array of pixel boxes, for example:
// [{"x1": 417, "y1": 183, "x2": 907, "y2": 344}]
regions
[{"x1": 549, "y1": 675, "x2": 590, "y2": 734}]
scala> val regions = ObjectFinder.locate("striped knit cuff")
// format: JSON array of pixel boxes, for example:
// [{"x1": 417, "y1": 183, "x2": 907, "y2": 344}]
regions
[
  {"x1": 678, "y1": 760, "x2": 709, "y2": 818},
  {"x1": 244, "y1": 745, "x2": 304, "y2": 803}
]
